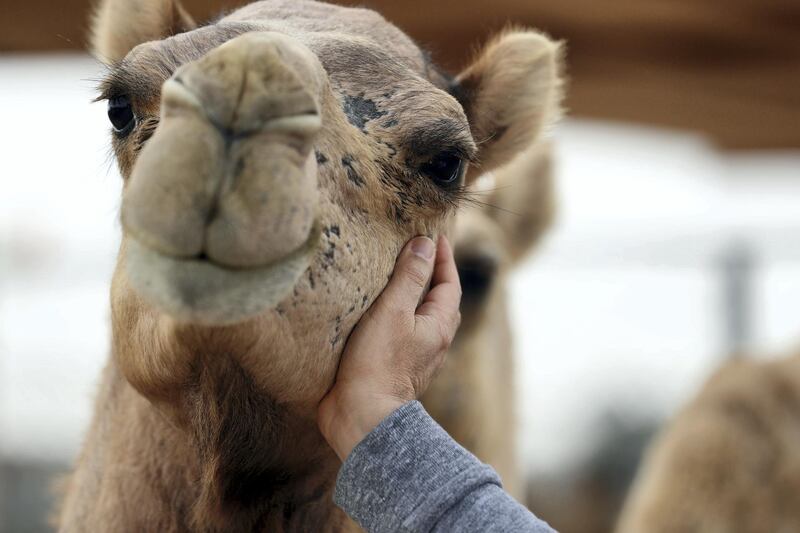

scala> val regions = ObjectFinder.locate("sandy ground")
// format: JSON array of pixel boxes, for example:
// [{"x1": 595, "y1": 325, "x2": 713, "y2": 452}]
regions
[{"x1": 2, "y1": 54, "x2": 800, "y2": 476}]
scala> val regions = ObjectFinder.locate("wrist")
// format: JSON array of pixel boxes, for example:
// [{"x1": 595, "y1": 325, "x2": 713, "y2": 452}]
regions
[{"x1": 319, "y1": 389, "x2": 407, "y2": 460}]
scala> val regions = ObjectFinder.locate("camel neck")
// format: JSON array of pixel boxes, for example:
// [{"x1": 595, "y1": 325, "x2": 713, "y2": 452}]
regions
[{"x1": 63, "y1": 356, "x2": 348, "y2": 531}]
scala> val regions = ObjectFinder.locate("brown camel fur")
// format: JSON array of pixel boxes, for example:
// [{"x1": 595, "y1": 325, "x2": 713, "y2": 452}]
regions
[
  {"x1": 58, "y1": 1, "x2": 563, "y2": 530},
  {"x1": 424, "y1": 141, "x2": 556, "y2": 500},
  {"x1": 617, "y1": 351, "x2": 800, "y2": 533}
]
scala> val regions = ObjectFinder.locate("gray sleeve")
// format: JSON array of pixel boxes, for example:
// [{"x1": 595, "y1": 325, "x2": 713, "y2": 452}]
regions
[{"x1": 334, "y1": 401, "x2": 556, "y2": 533}]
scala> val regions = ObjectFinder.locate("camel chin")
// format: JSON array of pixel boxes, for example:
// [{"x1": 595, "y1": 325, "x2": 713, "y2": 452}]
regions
[{"x1": 126, "y1": 223, "x2": 321, "y2": 326}]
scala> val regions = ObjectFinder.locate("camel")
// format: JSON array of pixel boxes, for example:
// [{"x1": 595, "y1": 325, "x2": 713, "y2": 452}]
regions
[
  {"x1": 617, "y1": 351, "x2": 800, "y2": 533},
  {"x1": 58, "y1": 0, "x2": 563, "y2": 530},
  {"x1": 424, "y1": 141, "x2": 555, "y2": 500}
]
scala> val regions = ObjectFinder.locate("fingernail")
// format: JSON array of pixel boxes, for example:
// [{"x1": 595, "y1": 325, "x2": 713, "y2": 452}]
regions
[{"x1": 411, "y1": 237, "x2": 435, "y2": 260}]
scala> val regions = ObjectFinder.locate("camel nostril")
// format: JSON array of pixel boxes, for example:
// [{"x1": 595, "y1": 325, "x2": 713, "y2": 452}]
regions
[{"x1": 168, "y1": 32, "x2": 323, "y2": 138}]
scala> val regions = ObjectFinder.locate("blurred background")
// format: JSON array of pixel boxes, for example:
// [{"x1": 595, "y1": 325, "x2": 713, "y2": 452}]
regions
[{"x1": 1, "y1": 1, "x2": 799, "y2": 531}]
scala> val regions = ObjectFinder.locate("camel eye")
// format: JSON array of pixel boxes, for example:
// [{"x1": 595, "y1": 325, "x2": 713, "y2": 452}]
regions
[
  {"x1": 421, "y1": 152, "x2": 463, "y2": 187},
  {"x1": 108, "y1": 96, "x2": 135, "y2": 135}
]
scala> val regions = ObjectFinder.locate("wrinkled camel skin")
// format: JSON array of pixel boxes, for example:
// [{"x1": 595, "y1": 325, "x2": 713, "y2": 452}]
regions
[{"x1": 58, "y1": 1, "x2": 563, "y2": 531}]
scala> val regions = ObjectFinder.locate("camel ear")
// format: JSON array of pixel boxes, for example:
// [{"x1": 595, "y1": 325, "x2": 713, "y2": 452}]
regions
[
  {"x1": 455, "y1": 30, "x2": 563, "y2": 180},
  {"x1": 91, "y1": 0, "x2": 196, "y2": 64},
  {"x1": 484, "y1": 141, "x2": 555, "y2": 264}
]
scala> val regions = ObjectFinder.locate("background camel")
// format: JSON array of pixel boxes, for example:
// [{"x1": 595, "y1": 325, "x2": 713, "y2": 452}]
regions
[
  {"x1": 57, "y1": 0, "x2": 563, "y2": 530},
  {"x1": 616, "y1": 350, "x2": 800, "y2": 533}
]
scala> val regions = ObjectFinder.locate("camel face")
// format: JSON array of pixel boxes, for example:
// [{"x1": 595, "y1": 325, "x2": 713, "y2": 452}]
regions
[
  {"x1": 110, "y1": 10, "x2": 473, "y2": 326},
  {"x1": 97, "y1": 0, "x2": 561, "y2": 403}
]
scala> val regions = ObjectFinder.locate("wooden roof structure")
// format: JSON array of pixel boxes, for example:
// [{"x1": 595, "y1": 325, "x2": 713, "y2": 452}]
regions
[{"x1": 3, "y1": 0, "x2": 799, "y2": 149}]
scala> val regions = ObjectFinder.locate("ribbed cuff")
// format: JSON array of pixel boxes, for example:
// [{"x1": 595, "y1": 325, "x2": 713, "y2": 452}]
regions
[{"x1": 334, "y1": 401, "x2": 502, "y2": 532}]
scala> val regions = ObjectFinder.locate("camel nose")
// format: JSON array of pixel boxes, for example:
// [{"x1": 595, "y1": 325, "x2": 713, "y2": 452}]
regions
[{"x1": 121, "y1": 33, "x2": 323, "y2": 268}]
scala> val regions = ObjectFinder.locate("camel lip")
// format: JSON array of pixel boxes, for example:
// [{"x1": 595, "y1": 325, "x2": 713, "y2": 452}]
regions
[
  {"x1": 176, "y1": 251, "x2": 289, "y2": 274},
  {"x1": 125, "y1": 223, "x2": 321, "y2": 326}
]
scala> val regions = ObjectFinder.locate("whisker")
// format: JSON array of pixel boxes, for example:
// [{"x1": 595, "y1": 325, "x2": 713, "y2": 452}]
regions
[{"x1": 448, "y1": 187, "x2": 522, "y2": 217}]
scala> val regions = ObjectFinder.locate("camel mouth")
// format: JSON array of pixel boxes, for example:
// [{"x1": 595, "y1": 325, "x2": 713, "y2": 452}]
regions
[{"x1": 125, "y1": 223, "x2": 322, "y2": 326}]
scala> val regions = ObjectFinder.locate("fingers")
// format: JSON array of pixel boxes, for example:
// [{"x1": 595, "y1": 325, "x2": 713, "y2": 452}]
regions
[
  {"x1": 418, "y1": 235, "x2": 461, "y2": 319},
  {"x1": 372, "y1": 236, "x2": 436, "y2": 321},
  {"x1": 416, "y1": 235, "x2": 462, "y2": 348},
  {"x1": 426, "y1": 235, "x2": 461, "y2": 307}
]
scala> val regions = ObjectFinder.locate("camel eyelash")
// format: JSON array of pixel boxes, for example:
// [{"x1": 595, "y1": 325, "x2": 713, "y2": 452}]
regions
[
  {"x1": 94, "y1": 63, "x2": 157, "y2": 104},
  {"x1": 94, "y1": 67, "x2": 130, "y2": 102}
]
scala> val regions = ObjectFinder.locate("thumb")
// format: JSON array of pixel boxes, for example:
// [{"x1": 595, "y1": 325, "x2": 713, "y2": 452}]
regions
[{"x1": 373, "y1": 237, "x2": 436, "y2": 320}]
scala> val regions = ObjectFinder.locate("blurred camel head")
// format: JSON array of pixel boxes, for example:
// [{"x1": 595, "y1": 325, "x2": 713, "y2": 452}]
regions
[{"x1": 95, "y1": 0, "x2": 562, "y2": 406}]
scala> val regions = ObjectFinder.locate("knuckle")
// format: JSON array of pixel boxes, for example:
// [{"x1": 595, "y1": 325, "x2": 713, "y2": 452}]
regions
[
  {"x1": 439, "y1": 339, "x2": 451, "y2": 353},
  {"x1": 437, "y1": 320, "x2": 454, "y2": 351},
  {"x1": 380, "y1": 296, "x2": 402, "y2": 316},
  {"x1": 385, "y1": 306, "x2": 412, "y2": 331},
  {"x1": 404, "y1": 261, "x2": 428, "y2": 289},
  {"x1": 436, "y1": 348, "x2": 449, "y2": 368},
  {"x1": 375, "y1": 300, "x2": 412, "y2": 331}
]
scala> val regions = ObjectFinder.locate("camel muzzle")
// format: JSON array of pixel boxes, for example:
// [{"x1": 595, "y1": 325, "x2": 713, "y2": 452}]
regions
[{"x1": 121, "y1": 33, "x2": 326, "y2": 325}]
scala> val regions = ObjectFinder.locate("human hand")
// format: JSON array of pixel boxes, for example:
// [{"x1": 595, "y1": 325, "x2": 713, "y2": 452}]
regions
[{"x1": 317, "y1": 235, "x2": 462, "y2": 460}]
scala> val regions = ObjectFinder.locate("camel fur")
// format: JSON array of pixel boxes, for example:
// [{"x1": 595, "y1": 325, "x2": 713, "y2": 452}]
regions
[{"x1": 617, "y1": 351, "x2": 800, "y2": 533}]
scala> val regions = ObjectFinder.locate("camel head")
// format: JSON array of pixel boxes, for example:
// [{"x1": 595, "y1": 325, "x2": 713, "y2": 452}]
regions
[{"x1": 94, "y1": 0, "x2": 562, "y2": 405}]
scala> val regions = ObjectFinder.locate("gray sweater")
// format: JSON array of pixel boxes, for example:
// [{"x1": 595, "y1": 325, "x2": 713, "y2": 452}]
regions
[{"x1": 334, "y1": 401, "x2": 556, "y2": 532}]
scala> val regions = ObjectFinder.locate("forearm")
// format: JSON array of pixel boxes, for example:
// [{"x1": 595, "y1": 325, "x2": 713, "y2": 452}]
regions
[{"x1": 334, "y1": 401, "x2": 555, "y2": 533}]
